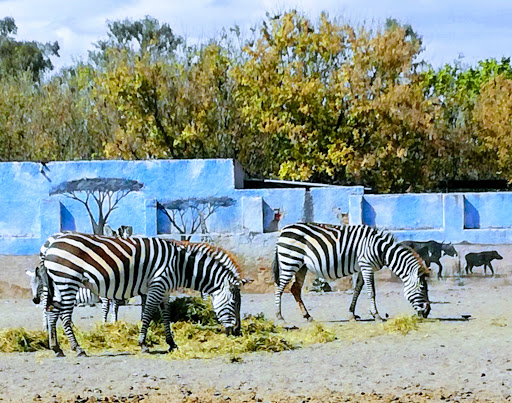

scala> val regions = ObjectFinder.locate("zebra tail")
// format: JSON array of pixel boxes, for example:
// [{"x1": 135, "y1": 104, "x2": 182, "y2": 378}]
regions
[
  {"x1": 39, "y1": 264, "x2": 55, "y2": 310},
  {"x1": 272, "y1": 248, "x2": 280, "y2": 285}
]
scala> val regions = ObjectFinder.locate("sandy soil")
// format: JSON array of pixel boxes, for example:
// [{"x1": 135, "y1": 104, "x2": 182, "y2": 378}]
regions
[{"x1": 0, "y1": 274, "x2": 511, "y2": 402}]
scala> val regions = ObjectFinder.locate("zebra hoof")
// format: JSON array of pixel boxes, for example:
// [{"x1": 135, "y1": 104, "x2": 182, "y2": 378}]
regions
[
  {"x1": 77, "y1": 350, "x2": 88, "y2": 357},
  {"x1": 55, "y1": 350, "x2": 65, "y2": 357},
  {"x1": 141, "y1": 345, "x2": 150, "y2": 354},
  {"x1": 167, "y1": 344, "x2": 178, "y2": 353},
  {"x1": 349, "y1": 314, "x2": 360, "y2": 322},
  {"x1": 305, "y1": 316, "x2": 315, "y2": 323}
]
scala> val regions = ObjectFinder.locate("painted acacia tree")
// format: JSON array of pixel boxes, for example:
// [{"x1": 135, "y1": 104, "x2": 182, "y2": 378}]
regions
[
  {"x1": 158, "y1": 196, "x2": 236, "y2": 240},
  {"x1": 50, "y1": 178, "x2": 144, "y2": 235}
]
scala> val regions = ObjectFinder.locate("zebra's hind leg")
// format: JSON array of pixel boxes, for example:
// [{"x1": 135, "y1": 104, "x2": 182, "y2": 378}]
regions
[
  {"x1": 161, "y1": 299, "x2": 178, "y2": 352},
  {"x1": 46, "y1": 309, "x2": 65, "y2": 357},
  {"x1": 290, "y1": 266, "x2": 313, "y2": 322},
  {"x1": 60, "y1": 306, "x2": 87, "y2": 356},
  {"x1": 274, "y1": 272, "x2": 294, "y2": 323},
  {"x1": 349, "y1": 272, "x2": 364, "y2": 321}
]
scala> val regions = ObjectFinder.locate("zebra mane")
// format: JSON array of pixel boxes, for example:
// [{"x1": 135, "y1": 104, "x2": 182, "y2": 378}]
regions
[
  {"x1": 175, "y1": 240, "x2": 243, "y2": 280},
  {"x1": 402, "y1": 245, "x2": 431, "y2": 277}
]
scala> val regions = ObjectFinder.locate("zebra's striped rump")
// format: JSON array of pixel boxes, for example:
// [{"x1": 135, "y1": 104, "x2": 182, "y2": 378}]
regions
[
  {"x1": 273, "y1": 223, "x2": 431, "y2": 322},
  {"x1": 36, "y1": 233, "x2": 244, "y2": 356}
]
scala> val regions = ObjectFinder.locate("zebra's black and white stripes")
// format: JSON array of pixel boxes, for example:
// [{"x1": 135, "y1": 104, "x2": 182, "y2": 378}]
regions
[
  {"x1": 273, "y1": 223, "x2": 431, "y2": 322},
  {"x1": 33, "y1": 233, "x2": 244, "y2": 356}
]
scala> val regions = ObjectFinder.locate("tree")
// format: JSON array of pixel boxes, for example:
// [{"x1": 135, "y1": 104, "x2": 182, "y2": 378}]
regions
[
  {"x1": 89, "y1": 15, "x2": 183, "y2": 66},
  {"x1": 158, "y1": 196, "x2": 236, "y2": 240},
  {"x1": 232, "y1": 11, "x2": 442, "y2": 192},
  {"x1": 0, "y1": 17, "x2": 59, "y2": 81},
  {"x1": 50, "y1": 178, "x2": 144, "y2": 235}
]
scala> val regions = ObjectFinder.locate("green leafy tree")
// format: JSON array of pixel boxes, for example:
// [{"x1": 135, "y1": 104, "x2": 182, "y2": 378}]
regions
[{"x1": 0, "y1": 17, "x2": 59, "y2": 81}]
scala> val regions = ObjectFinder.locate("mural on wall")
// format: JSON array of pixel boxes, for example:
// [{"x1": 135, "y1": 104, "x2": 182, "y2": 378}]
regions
[
  {"x1": 50, "y1": 178, "x2": 144, "y2": 235},
  {"x1": 158, "y1": 196, "x2": 236, "y2": 241}
]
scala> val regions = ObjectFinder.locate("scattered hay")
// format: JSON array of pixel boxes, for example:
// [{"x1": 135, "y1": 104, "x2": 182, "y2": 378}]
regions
[
  {"x1": 0, "y1": 302, "x2": 339, "y2": 358},
  {"x1": 0, "y1": 328, "x2": 49, "y2": 352},
  {"x1": 382, "y1": 315, "x2": 420, "y2": 335}
]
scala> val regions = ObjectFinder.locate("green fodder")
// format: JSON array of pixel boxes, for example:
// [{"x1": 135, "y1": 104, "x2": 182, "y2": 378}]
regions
[
  {"x1": 0, "y1": 328, "x2": 49, "y2": 352},
  {"x1": 0, "y1": 299, "x2": 341, "y2": 357},
  {"x1": 167, "y1": 296, "x2": 218, "y2": 325},
  {"x1": 382, "y1": 315, "x2": 420, "y2": 335}
]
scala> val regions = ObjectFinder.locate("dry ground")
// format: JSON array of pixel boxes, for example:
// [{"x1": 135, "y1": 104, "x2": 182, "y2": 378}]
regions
[{"x1": 0, "y1": 274, "x2": 511, "y2": 402}]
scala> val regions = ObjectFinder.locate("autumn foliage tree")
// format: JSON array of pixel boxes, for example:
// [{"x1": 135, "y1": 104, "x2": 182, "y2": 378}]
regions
[{"x1": 2, "y1": 13, "x2": 512, "y2": 192}]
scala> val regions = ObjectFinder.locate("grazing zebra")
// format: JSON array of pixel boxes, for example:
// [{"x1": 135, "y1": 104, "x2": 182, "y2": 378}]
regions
[
  {"x1": 32, "y1": 233, "x2": 244, "y2": 356},
  {"x1": 273, "y1": 223, "x2": 431, "y2": 322}
]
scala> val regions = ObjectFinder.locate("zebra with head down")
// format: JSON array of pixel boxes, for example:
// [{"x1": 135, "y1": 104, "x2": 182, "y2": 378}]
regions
[
  {"x1": 31, "y1": 232, "x2": 245, "y2": 356},
  {"x1": 273, "y1": 223, "x2": 431, "y2": 322}
]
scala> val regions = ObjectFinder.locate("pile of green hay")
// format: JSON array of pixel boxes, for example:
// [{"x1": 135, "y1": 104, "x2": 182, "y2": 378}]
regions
[
  {"x1": 0, "y1": 297, "x2": 423, "y2": 358},
  {"x1": 382, "y1": 315, "x2": 420, "y2": 335},
  {"x1": 0, "y1": 297, "x2": 336, "y2": 359}
]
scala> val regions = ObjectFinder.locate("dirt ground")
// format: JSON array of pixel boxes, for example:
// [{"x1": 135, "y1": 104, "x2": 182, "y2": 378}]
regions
[{"x1": 0, "y1": 274, "x2": 511, "y2": 402}]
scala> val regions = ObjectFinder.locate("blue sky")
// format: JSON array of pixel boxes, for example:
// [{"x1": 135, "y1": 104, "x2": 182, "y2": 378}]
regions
[{"x1": 0, "y1": 0, "x2": 510, "y2": 71}]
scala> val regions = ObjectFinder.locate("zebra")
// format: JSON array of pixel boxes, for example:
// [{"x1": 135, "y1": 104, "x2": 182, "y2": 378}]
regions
[
  {"x1": 41, "y1": 230, "x2": 134, "y2": 323},
  {"x1": 31, "y1": 232, "x2": 244, "y2": 357},
  {"x1": 272, "y1": 223, "x2": 431, "y2": 322}
]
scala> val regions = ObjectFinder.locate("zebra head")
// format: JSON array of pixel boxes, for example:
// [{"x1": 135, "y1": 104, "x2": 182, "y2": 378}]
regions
[
  {"x1": 25, "y1": 268, "x2": 42, "y2": 304},
  {"x1": 210, "y1": 279, "x2": 242, "y2": 336},
  {"x1": 401, "y1": 247, "x2": 431, "y2": 318}
]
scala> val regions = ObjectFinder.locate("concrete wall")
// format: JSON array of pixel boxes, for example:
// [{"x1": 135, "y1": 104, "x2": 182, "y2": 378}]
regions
[
  {"x1": 0, "y1": 159, "x2": 364, "y2": 256},
  {"x1": 349, "y1": 193, "x2": 512, "y2": 244},
  {"x1": 3, "y1": 158, "x2": 512, "y2": 294}
]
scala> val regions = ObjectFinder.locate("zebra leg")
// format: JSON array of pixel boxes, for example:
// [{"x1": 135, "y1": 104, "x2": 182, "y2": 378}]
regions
[
  {"x1": 290, "y1": 266, "x2": 313, "y2": 322},
  {"x1": 111, "y1": 300, "x2": 120, "y2": 322},
  {"x1": 138, "y1": 288, "x2": 166, "y2": 353},
  {"x1": 361, "y1": 268, "x2": 386, "y2": 322},
  {"x1": 349, "y1": 271, "x2": 364, "y2": 321},
  {"x1": 274, "y1": 272, "x2": 295, "y2": 323},
  {"x1": 161, "y1": 299, "x2": 178, "y2": 352},
  {"x1": 46, "y1": 309, "x2": 65, "y2": 357},
  {"x1": 100, "y1": 298, "x2": 110, "y2": 323},
  {"x1": 60, "y1": 305, "x2": 87, "y2": 356},
  {"x1": 140, "y1": 294, "x2": 147, "y2": 321}
]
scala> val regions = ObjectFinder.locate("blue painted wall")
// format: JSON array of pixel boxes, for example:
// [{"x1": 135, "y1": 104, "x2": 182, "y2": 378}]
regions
[{"x1": 3, "y1": 158, "x2": 512, "y2": 256}]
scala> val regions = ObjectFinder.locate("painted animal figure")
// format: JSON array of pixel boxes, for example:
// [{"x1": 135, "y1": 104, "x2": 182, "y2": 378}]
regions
[
  {"x1": 401, "y1": 240, "x2": 457, "y2": 278},
  {"x1": 32, "y1": 233, "x2": 244, "y2": 357},
  {"x1": 273, "y1": 223, "x2": 431, "y2": 322},
  {"x1": 464, "y1": 251, "x2": 503, "y2": 276}
]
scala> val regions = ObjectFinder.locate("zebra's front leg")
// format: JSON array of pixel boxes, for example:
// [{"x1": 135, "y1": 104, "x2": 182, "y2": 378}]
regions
[
  {"x1": 61, "y1": 307, "x2": 87, "y2": 356},
  {"x1": 290, "y1": 266, "x2": 313, "y2": 322},
  {"x1": 100, "y1": 298, "x2": 110, "y2": 323},
  {"x1": 111, "y1": 300, "x2": 120, "y2": 322},
  {"x1": 161, "y1": 299, "x2": 178, "y2": 352},
  {"x1": 349, "y1": 272, "x2": 364, "y2": 321},
  {"x1": 138, "y1": 288, "x2": 165, "y2": 353},
  {"x1": 47, "y1": 309, "x2": 65, "y2": 357},
  {"x1": 361, "y1": 268, "x2": 386, "y2": 322}
]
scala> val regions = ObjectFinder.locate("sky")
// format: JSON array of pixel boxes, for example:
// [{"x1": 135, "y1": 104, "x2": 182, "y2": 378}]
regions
[{"x1": 0, "y1": 0, "x2": 511, "y2": 71}]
